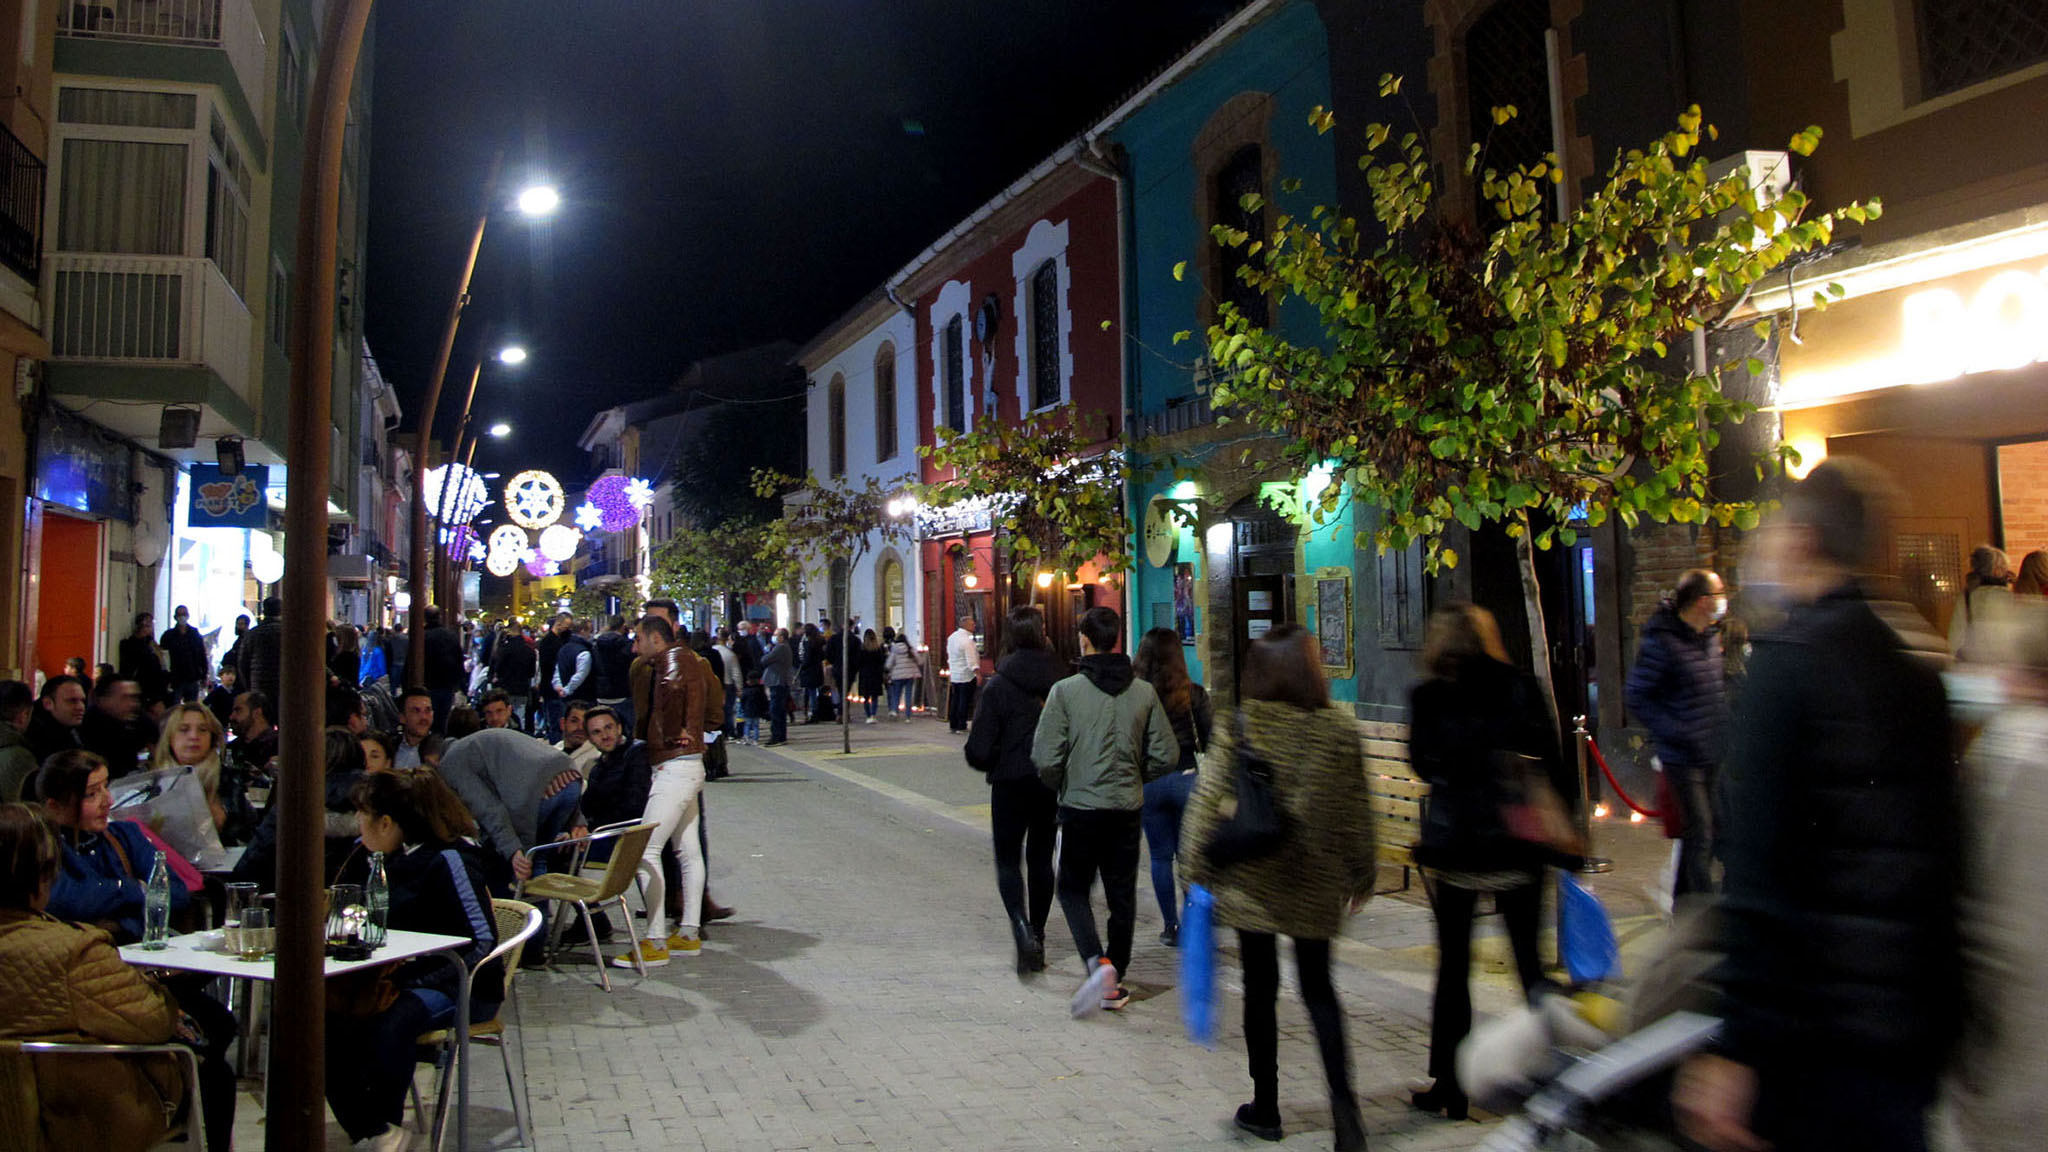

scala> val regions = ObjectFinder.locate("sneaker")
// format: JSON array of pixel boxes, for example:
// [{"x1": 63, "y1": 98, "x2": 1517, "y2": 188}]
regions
[
  {"x1": 666, "y1": 932, "x2": 702, "y2": 955},
  {"x1": 1070, "y1": 957, "x2": 1117, "y2": 1018},
  {"x1": 1101, "y1": 985, "x2": 1131, "y2": 1011},
  {"x1": 762, "y1": 739, "x2": 787, "y2": 747},
  {"x1": 864, "y1": 716, "x2": 875, "y2": 724},
  {"x1": 1158, "y1": 927, "x2": 1179, "y2": 948},
  {"x1": 356, "y1": 1125, "x2": 415, "y2": 1152},
  {"x1": 612, "y1": 939, "x2": 669, "y2": 969}
]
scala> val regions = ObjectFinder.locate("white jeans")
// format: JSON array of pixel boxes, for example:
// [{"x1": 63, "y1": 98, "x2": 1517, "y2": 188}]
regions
[{"x1": 638, "y1": 754, "x2": 705, "y2": 941}]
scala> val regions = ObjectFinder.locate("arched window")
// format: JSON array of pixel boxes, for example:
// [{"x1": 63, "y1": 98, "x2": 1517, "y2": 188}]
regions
[
  {"x1": 1464, "y1": 0, "x2": 1554, "y2": 227},
  {"x1": 942, "y1": 316, "x2": 966, "y2": 434},
  {"x1": 1214, "y1": 145, "x2": 1268, "y2": 329},
  {"x1": 1029, "y1": 260, "x2": 1060, "y2": 410},
  {"x1": 828, "y1": 372, "x2": 847, "y2": 477},
  {"x1": 874, "y1": 344, "x2": 898, "y2": 461},
  {"x1": 878, "y1": 555, "x2": 905, "y2": 631}
]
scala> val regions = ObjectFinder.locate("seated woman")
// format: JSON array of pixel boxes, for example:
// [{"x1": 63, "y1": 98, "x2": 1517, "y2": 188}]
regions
[
  {"x1": 35, "y1": 747, "x2": 193, "y2": 937},
  {"x1": 231, "y1": 726, "x2": 367, "y2": 890},
  {"x1": 148, "y1": 701, "x2": 253, "y2": 848},
  {"x1": 0, "y1": 802, "x2": 235, "y2": 1152},
  {"x1": 326, "y1": 770, "x2": 504, "y2": 1148}
]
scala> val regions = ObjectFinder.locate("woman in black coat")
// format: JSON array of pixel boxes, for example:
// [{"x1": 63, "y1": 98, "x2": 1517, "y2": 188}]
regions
[
  {"x1": 855, "y1": 629, "x2": 889, "y2": 722},
  {"x1": 1407, "y1": 604, "x2": 1576, "y2": 1120},
  {"x1": 963, "y1": 606, "x2": 1066, "y2": 974}
]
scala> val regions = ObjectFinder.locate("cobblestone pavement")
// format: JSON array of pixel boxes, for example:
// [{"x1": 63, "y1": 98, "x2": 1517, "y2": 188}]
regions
[{"x1": 269, "y1": 711, "x2": 1673, "y2": 1149}]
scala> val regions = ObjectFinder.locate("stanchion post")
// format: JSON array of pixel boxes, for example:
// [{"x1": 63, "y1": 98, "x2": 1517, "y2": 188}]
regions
[{"x1": 1573, "y1": 715, "x2": 1613, "y2": 875}]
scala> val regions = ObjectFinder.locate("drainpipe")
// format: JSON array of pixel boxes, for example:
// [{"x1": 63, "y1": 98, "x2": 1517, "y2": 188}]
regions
[{"x1": 1078, "y1": 135, "x2": 1137, "y2": 630}]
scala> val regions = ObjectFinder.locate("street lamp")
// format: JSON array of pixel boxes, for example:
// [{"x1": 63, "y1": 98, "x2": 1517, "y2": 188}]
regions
[
  {"x1": 488, "y1": 422, "x2": 512, "y2": 438},
  {"x1": 516, "y1": 184, "x2": 560, "y2": 217},
  {"x1": 497, "y1": 345, "x2": 528, "y2": 365}
]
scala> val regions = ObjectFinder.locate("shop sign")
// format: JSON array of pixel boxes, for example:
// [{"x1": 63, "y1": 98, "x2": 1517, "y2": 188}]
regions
[
  {"x1": 34, "y1": 407, "x2": 133, "y2": 520},
  {"x1": 187, "y1": 464, "x2": 270, "y2": 529},
  {"x1": 917, "y1": 497, "x2": 995, "y2": 539}
]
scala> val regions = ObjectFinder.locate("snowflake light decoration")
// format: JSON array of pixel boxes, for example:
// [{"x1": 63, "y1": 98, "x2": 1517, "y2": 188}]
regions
[
  {"x1": 487, "y1": 525, "x2": 529, "y2": 558},
  {"x1": 538, "y1": 523, "x2": 582, "y2": 563},
  {"x1": 586, "y1": 474, "x2": 651, "y2": 534},
  {"x1": 467, "y1": 538, "x2": 487, "y2": 562},
  {"x1": 573, "y1": 501, "x2": 605, "y2": 532},
  {"x1": 439, "y1": 523, "x2": 479, "y2": 559},
  {"x1": 504, "y1": 470, "x2": 565, "y2": 529},
  {"x1": 485, "y1": 550, "x2": 520, "y2": 578},
  {"x1": 422, "y1": 464, "x2": 489, "y2": 525}
]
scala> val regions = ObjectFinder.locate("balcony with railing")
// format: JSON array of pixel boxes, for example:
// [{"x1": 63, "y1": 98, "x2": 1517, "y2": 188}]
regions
[
  {"x1": 60, "y1": 0, "x2": 268, "y2": 125},
  {"x1": 48, "y1": 252, "x2": 254, "y2": 405},
  {"x1": 0, "y1": 122, "x2": 45, "y2": 285}
]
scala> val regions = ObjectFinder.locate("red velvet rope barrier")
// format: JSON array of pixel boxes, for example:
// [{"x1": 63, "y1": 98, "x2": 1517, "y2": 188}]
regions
[{"x1": 1586, "y1": 736, "x2": 1662, "y2": 818}]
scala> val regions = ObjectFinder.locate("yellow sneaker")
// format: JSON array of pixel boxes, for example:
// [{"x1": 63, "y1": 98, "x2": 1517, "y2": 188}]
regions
[
  {"x1": 666, "y1": 932, "x2": 702, "y2": 955},
  {"x1": 612, "y1": 938, "x2": 668, "y2": 969}
]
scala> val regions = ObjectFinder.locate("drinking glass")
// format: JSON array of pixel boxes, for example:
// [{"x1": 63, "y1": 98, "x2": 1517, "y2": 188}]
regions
[
  {"x1": 222, "y1": 882, "x2": 258, "y2": 954},
  {"x1": 235, "y1": 907, "x2": 271, "y2": 960},
  {"x1": 325, "y1": 883, "x2": 366, "y2": 947}
]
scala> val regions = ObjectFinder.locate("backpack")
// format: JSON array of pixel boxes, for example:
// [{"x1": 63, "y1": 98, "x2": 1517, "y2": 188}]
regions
[{"x1": 697, "y1": 651, "x2": 725, "y2": 732}]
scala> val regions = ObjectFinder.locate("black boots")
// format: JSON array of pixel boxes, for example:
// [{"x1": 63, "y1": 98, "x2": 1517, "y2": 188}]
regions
[
  {"x1": 1010, "y1": 916, "x2": 1044, "y2": 975},
  {"x1": 1333, "y1": 1094, "x2": 1367, "y2": 1152},
  {"x1": 1410, "y1": 1082, "x2": 1469, "y2": 1121}
]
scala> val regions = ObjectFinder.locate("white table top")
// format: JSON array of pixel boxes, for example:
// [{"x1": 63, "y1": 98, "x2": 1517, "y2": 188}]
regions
[{"x1": 119, "y1": 928, "x2": 468, "y2": 982}]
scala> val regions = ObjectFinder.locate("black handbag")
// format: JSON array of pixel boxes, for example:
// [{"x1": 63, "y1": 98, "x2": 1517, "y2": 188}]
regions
[{"x1": 1203, "y1": 712, "x2": 1289, "y2": 867}]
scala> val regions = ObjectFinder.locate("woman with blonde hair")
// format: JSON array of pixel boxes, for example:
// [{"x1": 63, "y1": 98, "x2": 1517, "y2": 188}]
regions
[
  {"x1": 2012, "y1": 550, "x2": 2048, "y2": 597},
  {"x1": 1407, "y1": 603, "x2": 1574, "y2": 1121},
  {"x1": 149, "y1": 701, "x2": 234, "y2": 836}
]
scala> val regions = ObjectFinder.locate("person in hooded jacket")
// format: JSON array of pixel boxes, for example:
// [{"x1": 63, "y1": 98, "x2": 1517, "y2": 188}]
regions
[
  {"x1": 1624, "y1": 567, "x2": 1728, "y2": 897},
  {"x1": 965, "y1": 606, "x2": 1066, "y2": 974},
  {"x1": 1032, "y1": 606, "x2": 1178, "y2": 1016}
]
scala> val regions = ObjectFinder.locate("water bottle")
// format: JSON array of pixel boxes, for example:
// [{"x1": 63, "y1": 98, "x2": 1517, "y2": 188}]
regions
[
  {"x1": 141, "y1": 851, "x2": 172, "y2": 950},
  {"x1": 364, "y1": 851, "x2": 390, "y2": 948}
]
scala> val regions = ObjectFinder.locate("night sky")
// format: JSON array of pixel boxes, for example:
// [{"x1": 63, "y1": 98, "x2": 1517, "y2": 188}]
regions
[{"x1": 364, "y1": 1, "x2": 1247, "y2": 484}]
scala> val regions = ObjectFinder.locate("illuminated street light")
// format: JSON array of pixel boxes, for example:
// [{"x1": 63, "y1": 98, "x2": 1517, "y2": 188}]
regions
[
  {"x1": 515, "y1": 184, "x2": 560, "y2": 217},
  {"x1": 488, "y1": 422, "x2": 512, "y2": 438},
  {"x1": 497, "y1": 345, "x2": 528, "y2": 365}
]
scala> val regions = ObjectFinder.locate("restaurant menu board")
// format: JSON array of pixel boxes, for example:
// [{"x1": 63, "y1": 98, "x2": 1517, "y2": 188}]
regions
[{"x1": 1315, "y1": 569, "x2": 1352, "y2": 674}]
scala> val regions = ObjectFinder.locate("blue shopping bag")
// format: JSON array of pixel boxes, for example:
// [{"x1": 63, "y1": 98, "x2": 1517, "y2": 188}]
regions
[
  {"x1": 1181, "y1": 883, "x2": 1217, "y2": 1047},
  {"x1": 1557, "y1": 870, "x2": 1622, "y2": 984}
]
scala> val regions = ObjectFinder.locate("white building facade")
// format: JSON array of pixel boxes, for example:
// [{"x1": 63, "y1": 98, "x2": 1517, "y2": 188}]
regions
[{"x1": 796, "y1": 291, "x2": 923, "y2": 646}]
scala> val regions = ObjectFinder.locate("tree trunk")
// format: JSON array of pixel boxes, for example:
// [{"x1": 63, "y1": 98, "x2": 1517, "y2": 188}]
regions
[{"x1": 1513, "y1": 514, "x2": 1563, "y2": 752}]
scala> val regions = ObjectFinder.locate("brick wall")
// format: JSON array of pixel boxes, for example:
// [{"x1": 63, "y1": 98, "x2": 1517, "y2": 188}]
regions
[{"x1": 1998, "y1": 440, "x2": 2048, "y2": 558}]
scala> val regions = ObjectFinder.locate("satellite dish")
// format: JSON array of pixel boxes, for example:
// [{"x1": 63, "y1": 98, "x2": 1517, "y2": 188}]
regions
[
  {"x1": 1143, "y1": 497, "x2": 1179, "y2": 568},
  {"x1": 131, "y1": 456, "x2": 169, "y2": 567}
]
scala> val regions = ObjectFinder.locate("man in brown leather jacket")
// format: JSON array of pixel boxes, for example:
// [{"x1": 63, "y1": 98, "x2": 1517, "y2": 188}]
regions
[
  {"x1": 629, "y1": 599, "x2": 734, "y2": 926},
  {"x1": 613, "y1": 614, "x2": 712, "y2": 969}
]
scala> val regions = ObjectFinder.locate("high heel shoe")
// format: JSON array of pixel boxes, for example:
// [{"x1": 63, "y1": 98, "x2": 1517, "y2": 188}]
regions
[{"x1": 1409, "y1": 1083, "x2": 1468, "y2": 1121}]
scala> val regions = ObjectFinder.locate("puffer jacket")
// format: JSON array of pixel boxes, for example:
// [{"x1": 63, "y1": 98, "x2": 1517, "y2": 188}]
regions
[
  {"x1": 582, "y1": 739, "x2": 652, "y2": 828},
  {"x1": 1714, "y1": 585, "x2": 1961, "y2": 1073},
  {"x1": 1031, "y1": 654, "x2": 1178, "y2": 810},
  {"x1": 885, "y1": 638, "x2": 922, "y2": 682},
  {"x1": 965, "y1": 648, "x2": 1067, "y2": 782},
  {"x1": 0, "y1": 909, "x2": 183, "y2": 1152},
  {"x1": 1410, "y1": 656, "x2": 1575, "y2": 874},
  {"x1": 644, "y1": 643, "x2": 709, "y2": 764},
  {"x1": 1624, "y1": 602, "x2": 1726, "y2": 768},
  {"x1": 1178, "y1": 700, "x2": 1377, "y2": 939}
]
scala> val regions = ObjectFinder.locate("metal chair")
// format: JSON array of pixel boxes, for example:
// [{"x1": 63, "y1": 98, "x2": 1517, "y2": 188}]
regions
[
  {"x1": 517, "y1": 821, "x2": 658, "y2": 991},
  {"x1": 409, "y1": 898, "x2": 545, "y2": 1151},
  {"x1": 0, "y1": 1040, "x2": 203, "y2": 1150}
]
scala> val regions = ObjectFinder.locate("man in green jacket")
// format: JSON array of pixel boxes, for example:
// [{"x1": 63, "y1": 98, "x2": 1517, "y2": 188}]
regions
[{"x1": 1032, "y1": 605, "x2": 1178, "y2": 1016}]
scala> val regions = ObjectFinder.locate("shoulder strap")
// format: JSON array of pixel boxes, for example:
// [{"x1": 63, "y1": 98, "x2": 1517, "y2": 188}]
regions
[{"x1": 103, "y1": 825, "x2": 137, "y2": 880}]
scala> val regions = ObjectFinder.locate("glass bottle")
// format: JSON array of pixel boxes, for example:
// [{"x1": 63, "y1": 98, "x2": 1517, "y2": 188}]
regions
[
  {"x1": 364, "y1": 851, "x2": 390, "y2": 947},
  {"x1": 141, "y1": 851, "x2": 172, "y2": 950}
]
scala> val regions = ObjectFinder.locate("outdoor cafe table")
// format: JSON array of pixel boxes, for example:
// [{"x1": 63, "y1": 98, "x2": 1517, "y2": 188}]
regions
[{"x1": 121, "y1": 928, "x2": 476, "y2": 1147}]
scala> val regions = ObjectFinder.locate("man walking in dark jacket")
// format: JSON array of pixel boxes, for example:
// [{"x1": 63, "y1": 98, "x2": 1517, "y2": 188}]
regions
[
  {"x1": 237, "y1": 597, "x2": 285, "y2": 709},
  {"x1": 592, "y1": 615, "x2": 636, "y2": 734},
  {"x1": 1675, "y1": 460, "x2": 1961, "y2": 1152},
  {"x1": 422, "y1": 606, "x2": 467, "y2": 732},
  {"x1": 491, "y1": 627, "x2": 538, "y2": 732},
  {"x1": 160, "y1": 605, "x2": 210, "y2": 704},
  {"x1": 1625, "y1": 568, "x2": 1727, "y2": 897},
  {"x1": 965, "y1": 605, "x2": 1066, "y2": 974}
]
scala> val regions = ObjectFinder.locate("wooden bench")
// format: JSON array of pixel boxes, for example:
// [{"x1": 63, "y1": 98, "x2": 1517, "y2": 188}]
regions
[{"x1": 1359, "y1": 719, "x2": 1426, "y2": 894}]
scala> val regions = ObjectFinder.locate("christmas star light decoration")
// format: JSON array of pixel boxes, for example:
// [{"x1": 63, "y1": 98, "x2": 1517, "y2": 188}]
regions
[
  {"x1": 624, "y1": 476, "x2": 655, "y2": 508},
  {"x1": 538, "y1": 523, "x2": 582, "y2": 563},
  {"x1": 487, "y1": 525, "x2": 529, "y2": 557},
  {"x1": 586, "y1": 474, "x2": 653, "y2": 534},
  {"x1": 573, "y1": 501, "x2": 605, "y2": 532},
  {"x1": 504, "y1": 470, "x2": 565, "y2": 529},
  {"x1": 485, "y1": 550, "x2": 519, "y2": 578}
]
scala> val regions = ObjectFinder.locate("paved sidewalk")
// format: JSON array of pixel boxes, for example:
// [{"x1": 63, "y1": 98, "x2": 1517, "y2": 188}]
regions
[{"x1": 254, "y1": 711, "x2": 1676, "y2": 1149}]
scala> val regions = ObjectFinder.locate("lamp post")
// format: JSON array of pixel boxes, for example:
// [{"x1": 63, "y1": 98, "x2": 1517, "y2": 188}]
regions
[
  {"x1": 437, "y1": 345, "x2": 526, "y2": 609},
  {"x1": 405, "y1": 177, "x2": 557, "y2": 686},
  {"x1": 278, "y1": 0, "x2": 372, "y2": 1147}
]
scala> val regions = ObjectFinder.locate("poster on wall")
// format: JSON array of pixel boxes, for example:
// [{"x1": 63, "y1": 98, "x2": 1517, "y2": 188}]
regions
[
  {"x1": 1314, "y1": 567, "x2": 1353, "y2": 677},
  {"x1": 1172, "y1": 562, "x2": 1196, "y2": 644},
  {"x1": 186, "y1": 464, "x2": 271, "y2": 529}
]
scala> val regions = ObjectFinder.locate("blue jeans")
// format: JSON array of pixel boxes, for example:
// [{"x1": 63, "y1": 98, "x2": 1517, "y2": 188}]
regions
[
  {"x1": 534, "y1": 781, "x2": 584, "y2": 877},
  {"x1": 542, "y1": 696, "x2": 565, "y2": 742},
  {"x1": 429, "y1": 688, "x2": 455, "y2": 733},
  {"x1": 887, "y1": 678, "x2": 916, "y2": 715},
  {"x1": 1142, "y1": 771, "x2": 1195, "y2": 932},
  {"x1": 768, "y1": 685, "x2": 790, "y2": 743}
]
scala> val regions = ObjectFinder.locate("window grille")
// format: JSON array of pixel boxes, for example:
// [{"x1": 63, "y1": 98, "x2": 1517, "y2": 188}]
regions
[
  {"x1": 1917, "y1": 0, "x2": 2048, "y2": 98},
  {"x1": 1030, "y1": 260, "x2": 1060, "y2": 409},
  {"x1": 1214, "y1": 146, "x2": 1268, "y2": 329},
  {"x1": 1465, "y1": 0, "x2": 1555, "y2": 227}
]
